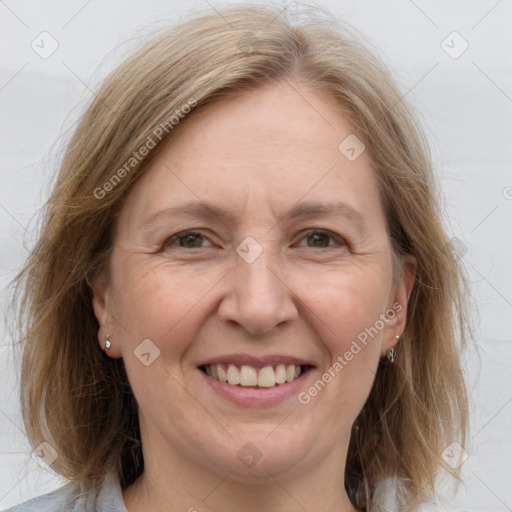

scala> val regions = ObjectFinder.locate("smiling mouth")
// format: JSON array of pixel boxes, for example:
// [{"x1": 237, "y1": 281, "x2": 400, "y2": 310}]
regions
[{"x1": 199, "y1": 363, "x2": 312, "y2": 388}]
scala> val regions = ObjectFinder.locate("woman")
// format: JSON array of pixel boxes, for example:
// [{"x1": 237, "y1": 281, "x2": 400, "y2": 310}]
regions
[{"x1": 8, "y1": 4, "x2": 470, "y2": 511}]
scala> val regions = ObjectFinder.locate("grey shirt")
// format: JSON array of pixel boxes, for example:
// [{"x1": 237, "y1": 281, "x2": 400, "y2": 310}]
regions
[
  {"x1": 3, "y1": 472, "x2": 127, "y2": 512},
  {"x1": 3, "y1": 472, "x2": 472, "y2": 512}
]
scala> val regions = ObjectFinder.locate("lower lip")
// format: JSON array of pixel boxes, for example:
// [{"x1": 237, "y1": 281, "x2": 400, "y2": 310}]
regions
[{"x1": 199, "y1": 368, "x2": 313, "y2": 407}]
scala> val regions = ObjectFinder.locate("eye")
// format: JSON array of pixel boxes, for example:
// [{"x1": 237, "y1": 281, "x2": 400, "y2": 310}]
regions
[
  {"x1": 296, "y1": 230, "x2": 346, "y2": 249},
  {"x1": 162, "y1": 229, "x2": 346, "y2": 251},
  {"x1": 164, "y1": 231, "x2": 212, "y2": 249}
]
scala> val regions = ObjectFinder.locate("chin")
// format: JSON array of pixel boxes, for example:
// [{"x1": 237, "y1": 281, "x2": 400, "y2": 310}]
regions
[{"x1": 204, "y1": 428, "x2": 318, "y2": 482}]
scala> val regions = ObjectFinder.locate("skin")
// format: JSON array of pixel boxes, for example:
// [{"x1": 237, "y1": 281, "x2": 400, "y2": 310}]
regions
[{"x1": 92, "y1": 80, "x2": 416, "y2": 512}]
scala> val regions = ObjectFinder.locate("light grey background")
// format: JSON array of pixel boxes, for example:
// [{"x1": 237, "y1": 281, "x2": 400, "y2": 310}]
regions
[{"x1": 1, "y1": 0, "x2": 511, "y2": 510}]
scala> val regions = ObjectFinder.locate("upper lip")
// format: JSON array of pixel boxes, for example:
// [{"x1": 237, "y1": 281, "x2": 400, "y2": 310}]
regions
[{"x1": 197, "y1": 353, "x2": 315, "y2": 369}]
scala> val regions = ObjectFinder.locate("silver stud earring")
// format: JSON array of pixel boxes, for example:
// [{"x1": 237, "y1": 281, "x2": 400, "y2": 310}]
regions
[{"x1": 105, "y1": 334, "x2": 111, "y2": 353}]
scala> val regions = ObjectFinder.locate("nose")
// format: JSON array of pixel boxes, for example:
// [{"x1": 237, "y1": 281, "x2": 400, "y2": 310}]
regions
[{"x1": 217, "y1": 248, "x2": 298, "y2": 336}]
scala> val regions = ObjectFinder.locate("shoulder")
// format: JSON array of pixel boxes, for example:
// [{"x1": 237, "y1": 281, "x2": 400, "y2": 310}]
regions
[
  {"x1": 2, "y1": 483, "x2": 78, "y2": 512},
  {"x1": 2, "y1": 472, "x2": 126, "y2": 512},
  {"x1": 369, "y1": 476, "x2": 474, "y2": 512}
]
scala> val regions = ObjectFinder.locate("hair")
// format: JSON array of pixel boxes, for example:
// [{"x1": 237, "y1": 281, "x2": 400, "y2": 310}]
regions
[{"x1": 12, "y1": 4, "x2": 470, "y2": 511}]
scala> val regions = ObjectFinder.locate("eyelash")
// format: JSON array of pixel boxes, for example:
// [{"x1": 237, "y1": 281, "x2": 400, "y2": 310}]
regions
[{"x1": 163, "y1": 229, "x2": 347, "y2": 250}]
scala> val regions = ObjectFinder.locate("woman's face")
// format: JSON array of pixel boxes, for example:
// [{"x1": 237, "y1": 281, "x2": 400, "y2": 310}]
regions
[{"x1": 93, "y1": 81, "x2": 414, "y2": 483}]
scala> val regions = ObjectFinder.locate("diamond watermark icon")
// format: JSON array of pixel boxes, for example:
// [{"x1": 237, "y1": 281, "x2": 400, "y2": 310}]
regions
[
  {"x1": 237, "y1": 442, "x2": 263, "y2": 468},
  {"x1": 31, "y1": 31, "x2": 59, "y2": 59},
  {"x1": 134, "y1": 338, "x2": 161, "y2": 366},
  {"x1": 442, "y1": 441, "x2": 468, "y2": 469},
  {"x1": 338, "y1": 134, "x2": 365, "y2": 162},
  {"x1": 236, "y1": 236, "x2": 263, "y2": 263},
  {"x1": 447, "y1": 236, "x2": 468, "y2": 261},
  {"x1": 441, "y1": 31, "x2": 469, "y2": 59},
  {"x1": 32, "y1": 442, "x2": 58, "y2": 469},
  {"x1": 237, "y1": 31, "x2": 260, "y2": 56}
]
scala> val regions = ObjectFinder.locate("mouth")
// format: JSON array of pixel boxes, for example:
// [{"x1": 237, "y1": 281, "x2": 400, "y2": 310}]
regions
[
  {"x1": 199, "y1": 363, "x2": 313, "y2": 388},
  {"x1": 196, "y1": 354, "x2": 316, "y2": 406}
]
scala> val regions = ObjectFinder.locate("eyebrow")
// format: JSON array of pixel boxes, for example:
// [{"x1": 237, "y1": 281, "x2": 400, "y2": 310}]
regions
[{"x1": 141, "y1": 200, "x2": 365, "y2": 231}]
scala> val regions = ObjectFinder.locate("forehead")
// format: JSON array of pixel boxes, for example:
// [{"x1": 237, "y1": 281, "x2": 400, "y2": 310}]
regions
[
  {"x1": 172, "y1": 81, "x2": 355, "y2": 165},
  {"x1": 119, "y1": 81, "x2": 386, "y2": 231}
]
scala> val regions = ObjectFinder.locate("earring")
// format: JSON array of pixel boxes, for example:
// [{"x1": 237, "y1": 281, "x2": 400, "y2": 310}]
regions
[
  {"x1": 386, "y1": 335, "x2": 400, "y2": 363},
  {"x1": 105, "y1": 334, "x2": 111, "y2": 353}
]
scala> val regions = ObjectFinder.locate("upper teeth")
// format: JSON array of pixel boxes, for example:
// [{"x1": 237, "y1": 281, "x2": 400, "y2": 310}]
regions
[{"x1": 205, "y1": 364, "x2": 302, "y2": 387}]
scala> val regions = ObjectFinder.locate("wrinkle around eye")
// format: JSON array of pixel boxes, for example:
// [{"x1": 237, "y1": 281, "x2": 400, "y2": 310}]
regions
[{"x1": 157, "y1": 228, "x2": 355, "y2": 258}]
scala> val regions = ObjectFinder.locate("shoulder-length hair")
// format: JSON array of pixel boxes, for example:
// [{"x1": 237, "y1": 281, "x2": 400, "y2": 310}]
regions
[{"x1": 13, "y1": 4, "x2": 469, "y2": 510}]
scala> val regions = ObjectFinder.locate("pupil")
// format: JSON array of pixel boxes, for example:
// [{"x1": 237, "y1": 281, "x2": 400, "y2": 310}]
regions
[
  {"x1": 184, "y1": 234, "x2": 200, "y2": 247},
  {"x1": 310, "y1": 234, "x2": 327, "y2": 247}
]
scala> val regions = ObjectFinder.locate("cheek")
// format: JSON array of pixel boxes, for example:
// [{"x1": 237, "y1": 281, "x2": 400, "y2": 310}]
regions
[
  {"x1": 110, "y1": 259, "x2": 218, "y2": 357},
  {"x1": 292, "y1": 265, "x2": 392, "y2": 412},
  {"x1": 296, "y1": 264, "x2": 392, "y2": 352},
  {"x1": 303, "y1": 265, "x2": 392, "y2": 408},
  {"x1": 295, "y1": 274, "x2": 387, "y2": 431},
  {"x1": 110, "y1": 263, "x2": 219, "y2": 416}
]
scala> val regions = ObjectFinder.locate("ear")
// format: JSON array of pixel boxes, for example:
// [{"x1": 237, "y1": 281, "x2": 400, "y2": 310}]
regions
[
  {"x1": 90, "y1": 272, "x2": 122, "y2": 358},
  {"x1": 382, "y1": 253, "x2": 417, "y2": 354}
]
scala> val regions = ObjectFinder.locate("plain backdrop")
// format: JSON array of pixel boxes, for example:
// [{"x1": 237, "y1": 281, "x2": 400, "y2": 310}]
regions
[{"x1": 1, "y1": 0, "x2": 511, "y2": 510}]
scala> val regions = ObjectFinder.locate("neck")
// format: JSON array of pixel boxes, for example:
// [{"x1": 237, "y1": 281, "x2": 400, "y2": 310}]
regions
[{"x1": 123, "y1": 445, "x2": 361, "y2": 512}]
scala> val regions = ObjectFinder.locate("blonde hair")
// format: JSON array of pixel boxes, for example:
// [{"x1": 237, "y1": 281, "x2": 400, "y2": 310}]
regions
[{"x1": 13, "y1": 4, "x2": 470, "y2": 510}]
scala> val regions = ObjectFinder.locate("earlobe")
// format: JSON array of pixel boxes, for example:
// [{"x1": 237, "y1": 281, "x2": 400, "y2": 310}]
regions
[
  {"x1": 382, "y1": 255, "x2": 416, "y2": 358},
  {"x1": 90, "y1": 274, "x2": 121, "y2": 358}
]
